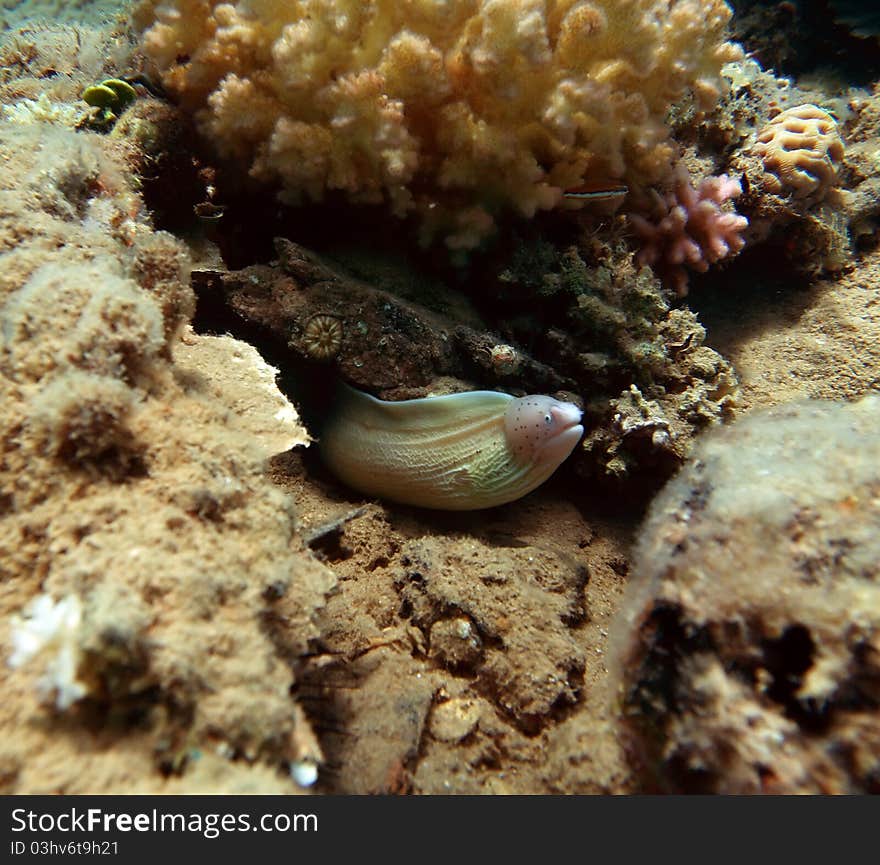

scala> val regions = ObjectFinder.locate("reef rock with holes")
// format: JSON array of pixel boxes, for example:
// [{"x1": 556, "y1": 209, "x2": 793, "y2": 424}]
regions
[{"x1": 612, "y1": 395, "x2": 880, "y2": 793}]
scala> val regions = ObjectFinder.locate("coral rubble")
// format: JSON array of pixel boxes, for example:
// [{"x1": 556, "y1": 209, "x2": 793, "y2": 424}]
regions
[{"x1": 497, "y1": 237, "x2": 738, "y2": 494}]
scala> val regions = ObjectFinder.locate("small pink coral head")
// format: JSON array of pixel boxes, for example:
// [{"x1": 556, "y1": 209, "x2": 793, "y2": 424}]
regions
[{"x1": 628, "y1": 168, "x2": 749, "y2": 296}]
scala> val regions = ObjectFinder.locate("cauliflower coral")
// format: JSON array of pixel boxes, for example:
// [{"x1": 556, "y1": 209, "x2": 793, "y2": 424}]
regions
[{"x1": 136, "y1": 0, "x2": 741, "y2": 249}]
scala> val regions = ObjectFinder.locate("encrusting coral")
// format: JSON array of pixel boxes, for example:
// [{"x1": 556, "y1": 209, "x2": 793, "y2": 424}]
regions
[{"x1": 134, "y1": 0, "x2": 742, "y2": 249}]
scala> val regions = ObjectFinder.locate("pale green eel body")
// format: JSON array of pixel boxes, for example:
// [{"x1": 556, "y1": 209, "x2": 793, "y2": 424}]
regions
[{"x1": 319, "y1": 383, "x2": 584, "y2": 510}]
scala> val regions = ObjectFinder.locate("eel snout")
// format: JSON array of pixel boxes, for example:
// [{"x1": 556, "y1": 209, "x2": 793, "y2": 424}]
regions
[
  {"x1": 504, "y1": 395, "x2": 584, "y2": 467},
  {"x1": 539, "y1": 401, "x2": 584, "y2": 466}
]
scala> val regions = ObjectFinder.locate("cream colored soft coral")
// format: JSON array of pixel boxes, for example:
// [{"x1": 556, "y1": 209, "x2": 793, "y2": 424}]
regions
[{"x1": 136, "y1": 0, "x2": 741, "y2": 249}]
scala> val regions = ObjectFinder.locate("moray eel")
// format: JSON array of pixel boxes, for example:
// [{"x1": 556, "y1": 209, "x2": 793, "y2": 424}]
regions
[{"x1": 319, "y1": 383, "x2": 584, "y2": 510}]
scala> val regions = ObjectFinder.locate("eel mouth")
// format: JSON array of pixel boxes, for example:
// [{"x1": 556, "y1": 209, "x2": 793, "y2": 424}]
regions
[
  {"x1": 551, "y1": 402, "x2": 583, "y2": 431},
  {"x1": 540, "y1": 403, "x2": 584, "y2": 466}
]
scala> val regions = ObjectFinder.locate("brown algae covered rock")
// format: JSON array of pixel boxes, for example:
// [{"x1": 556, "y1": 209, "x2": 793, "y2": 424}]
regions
[
  {"x1": 499, "y1": 237, "x2": 738, "y2": 497},
  {"x1": 195, "y1": 238, "x2": 573, "y2": 398},
  {"x1": 613, "y1": 395, "x2": 880, "y2": 793},
  {"x1": 0, "y1": 51, "x2": 334, "y2": 791}
]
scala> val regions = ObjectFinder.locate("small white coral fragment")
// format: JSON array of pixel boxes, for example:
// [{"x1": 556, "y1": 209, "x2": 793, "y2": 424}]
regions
[
  {"x1": 1, "y1": 93, "x2": 80, "y2": 127},
  {"x1": 290, "y1": 759, "x2": 319, "y2": 788},
  {"x1": 9, "y1": 594, "x2": 87, "y2": 710},
  {"x1": 752, "y1": 104, "x2": 845, "y2": 200}
]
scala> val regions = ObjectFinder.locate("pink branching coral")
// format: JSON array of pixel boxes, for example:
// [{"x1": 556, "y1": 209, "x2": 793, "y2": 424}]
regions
[{"x1": 629, "y1": 170, "x2": 749, "y2": 296}]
